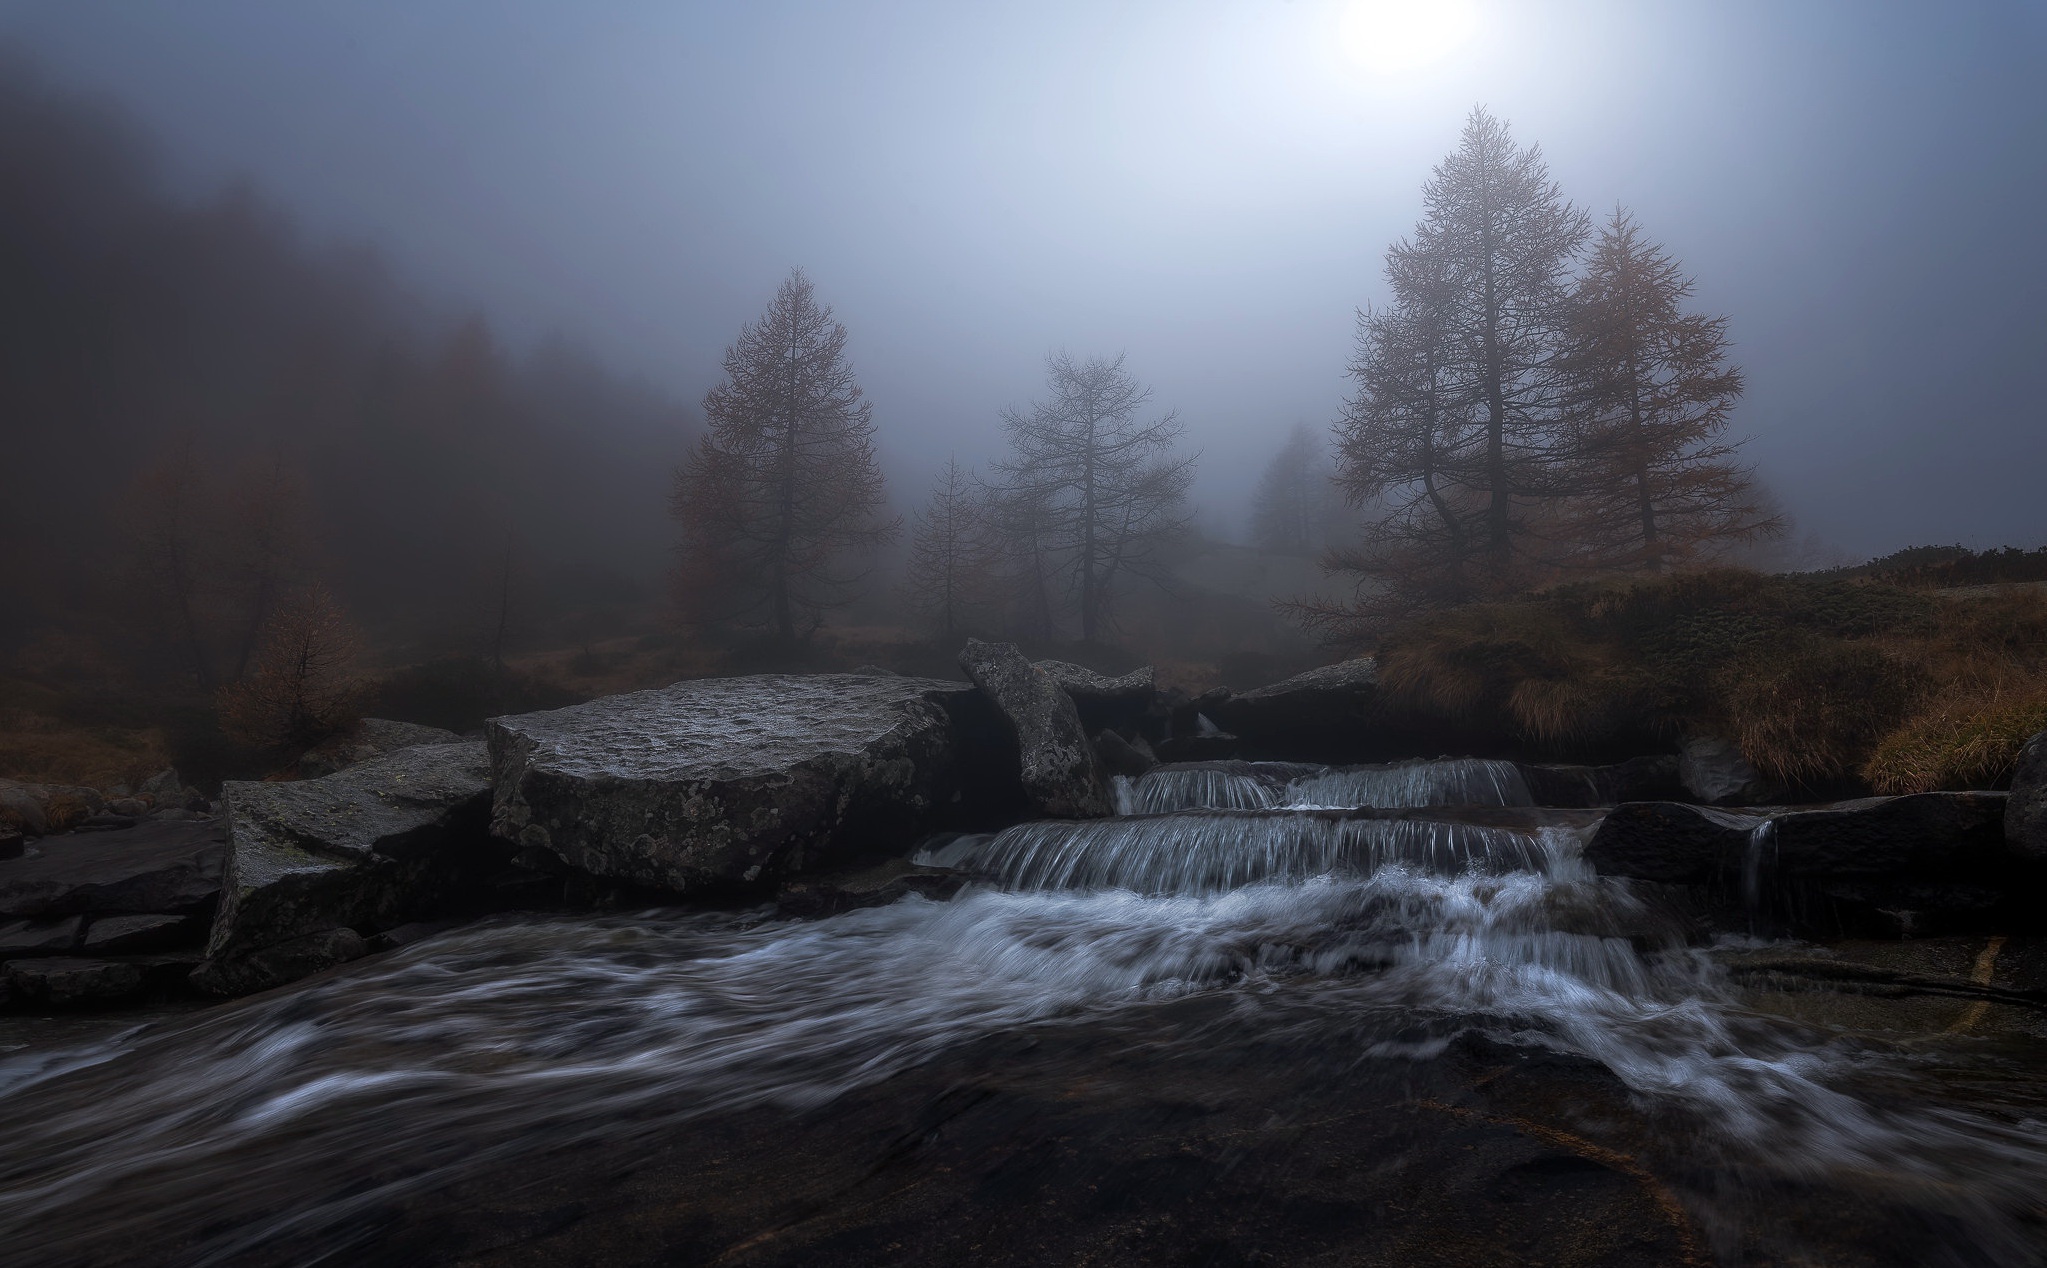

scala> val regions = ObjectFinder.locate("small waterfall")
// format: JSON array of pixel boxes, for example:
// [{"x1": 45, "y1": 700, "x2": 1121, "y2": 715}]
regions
[
  {"x1": 938, "y1": 811, "x2": 1565, "y2": 894},
  {"x1": 1115, "y1": 757, "x2": 1534, "y2": 814},
  {"x1": 1285, "y1": 758, "x2": 1533, "y2": 809},
  {"x1": 1742, "y1": 818, "x2": 1778, "y2": 924}
]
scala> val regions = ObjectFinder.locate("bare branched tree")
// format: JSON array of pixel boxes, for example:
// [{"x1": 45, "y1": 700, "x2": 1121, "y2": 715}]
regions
[
  {"x1": 901, "y1": 457, "x2": 994, "y2": 637},
  {"x1": 216, "y1": 583, "x2": 365, "y2": 751},
  {"x1": 992, "y1": 352, "x2": 1195, "y2": 645},
  {"x1": 670, "y1": 269, "x2": 897, "y2": 641},
  {"x1": 1561, "y1": 209, "x2": 1780, "y2": 569}
]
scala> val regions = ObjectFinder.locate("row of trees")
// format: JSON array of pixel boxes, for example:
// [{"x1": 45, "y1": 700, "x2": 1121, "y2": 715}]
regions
[
  {"x1": 1313, "y1": 107, "x2": 1776, "y2": 629},
  {"x1": 671, "y1": 272, "x2": 1197, "y2": 645}
]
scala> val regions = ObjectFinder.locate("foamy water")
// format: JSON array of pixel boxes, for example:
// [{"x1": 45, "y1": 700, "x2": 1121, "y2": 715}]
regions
[{"x1": 2, "y1": 758, "x2": 2044, "y2": 1264}]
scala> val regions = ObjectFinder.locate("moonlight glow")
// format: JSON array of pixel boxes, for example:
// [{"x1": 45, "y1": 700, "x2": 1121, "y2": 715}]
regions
[{"x1": 1337, "y1": 0, "x2": 1480, "y2": 75}]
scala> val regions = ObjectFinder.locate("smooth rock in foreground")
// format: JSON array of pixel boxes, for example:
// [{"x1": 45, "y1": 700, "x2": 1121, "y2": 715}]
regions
[
  {"x1": 194, "y1": 742, "x2": 499, "y2": 995},
  {"x1": 960, "y1": 641, "x2": 1112, "y2": 820},
  {"x1": 489, "y1": 674, "x2": 980, "y2": 893},
  {"x1": 0, "y1": 819, "x2": 226, "y2": 919}
]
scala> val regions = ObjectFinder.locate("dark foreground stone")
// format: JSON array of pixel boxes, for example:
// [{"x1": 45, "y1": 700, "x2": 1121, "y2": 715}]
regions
[
  {"x1": 959, "y1": 642, "x2": 1111, "y2": 820},
  {"x1": 489, "y1": 674, "x2": 984, "y2": 893},
  {"x1": 1587, "y1": 793, "x2": 2027, "y2": 931},
  {"x1": 0, "y1": 819, "x2": 226, "y2": 920},
  {"x1": 194, "y1": 743, "x2": 501, "y2": 995},
  {"x1": 2008, "y1": 728, "x2": 2047, "y2": 860}
]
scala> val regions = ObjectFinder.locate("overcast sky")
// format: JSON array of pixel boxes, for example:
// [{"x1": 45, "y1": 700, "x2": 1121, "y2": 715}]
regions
[{"x1": 4, "y1": 0, "x2": 2043, "y2": 557}]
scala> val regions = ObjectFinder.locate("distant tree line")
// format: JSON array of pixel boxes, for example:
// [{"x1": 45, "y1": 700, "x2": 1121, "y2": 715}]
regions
[
  {"x1": 671, "y1": 274, "x2": 1197, "y2": 648},
  {"x1": 1303, "y1": 107, "x2": 1778, "y2": 636}
]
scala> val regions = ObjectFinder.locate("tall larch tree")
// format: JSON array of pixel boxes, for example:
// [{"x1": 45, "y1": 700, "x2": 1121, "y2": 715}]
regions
[
  {"x1": 1563, "y1": 209, "x2": 1778, "y2": 569},
  {"x1": 1250, "y1": 422, "x2": 1344, "y2": 557},
  {"x1": 670, "y1": 270, "x2": 896, "y2": 640},
  {"x1": 1385, "y1": 106, "x2": 1587, "y2": 583},
  {"x1": 994, "y1": 352, "x2": 1195, "y2": 645}
]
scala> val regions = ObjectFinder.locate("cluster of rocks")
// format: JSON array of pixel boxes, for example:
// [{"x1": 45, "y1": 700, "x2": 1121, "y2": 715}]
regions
[
  {"x1": 1, "y1": 769, "x2": 210, "y2": 850},
  {"x1": 8, "y1": 647, "x2": 2047, "y2": 1008}
]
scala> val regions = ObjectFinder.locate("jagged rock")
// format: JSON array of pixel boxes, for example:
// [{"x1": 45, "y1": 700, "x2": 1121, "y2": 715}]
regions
[
  {"x1": 0, "y1": 914, "x2": 85, "y2": 956},
  {"x1": 1586, "y1": 793, "x2": 2017, "y2": 924},
  {"x1": 1094, "y1": 729, "x2": 1156, "y2": 779},
  {"x1": 298, "y1": 718, "x2": 467, "y2": 779},
  {"x1": 81, "y1": 913, "x2": 205, "y2": 954},
  {"x1": 198, "y1": 743, "x2": 499, "y2": 991},
  {"x1": 138, "y1": 769, "x2": 185, "y2": 800},
  {"x1": 190, "y1": 929, "x2": 369, "y2": 997},
  {"x1": 1677, "y1": 736, "x2": 1779, "y2": 805},
  {"x1": 5, "y1": 956, "x2": 147, "y2": 1006},
  {"x1": 2006, "y1": 729, "x2": 2047, "y2": 860},
  {"x1": 489, "y1": 674, "x2": 980, "y2": 894},
  {"x1": 0, "y1": 781, "x2": 48, "y2": 836},
  {"x1": 1211, "y1": 659, "x2": 1379, "y2": 758},
  {"x1": 959, "y1": 641, "x2": 1112, "y2": 820},
  {"x1": 0, "y1": 819, "x2": 226, "y2": 919}
]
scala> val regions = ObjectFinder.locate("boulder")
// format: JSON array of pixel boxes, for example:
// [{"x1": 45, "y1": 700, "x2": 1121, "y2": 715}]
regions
[
  {"x1": 197, "y1": 742, "x2": 500, "y2": 988},
  {"x1": 0, "y1": 819, "x2": 226, "y2": 919},
  {"x1": 1586, "y1": 793, "x2": 2018, "y2": 927},
  {"x1": 1211, "y1": 659, "x2": 1380, "y2": 758},
  {"x1": 298, "y1": 717, "x2": 467, "y2": 779},
  {"x1": 489, "y1": 674, "x2": 981, "y2": 894},
  {"x1": 2005, "y1": 728, "x2": 2047, "y2": 860},
  {"x1": 107, "y1": 797, "x2": 148, "y2": 818},
  {"x1": 1033, "y1": 661, "x2": 1157, "y2": 733},
  {"x1": 0, "y1": 826, "x2": 21, "y2": 861},
  {"x1": 0, "y1": 781, "x2": 48, "y2": 836},
  {"x1": 959, "y1": 641, "x2": 1112, "y2": 819},
  {"x1": 1677, "y1": 736, "x2": 1779, "y2": 806}
]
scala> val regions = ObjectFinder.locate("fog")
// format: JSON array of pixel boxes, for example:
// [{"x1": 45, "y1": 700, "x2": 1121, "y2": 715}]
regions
[{"x1": 5, "y1": 0, "x2": 2041, "y2": 554}]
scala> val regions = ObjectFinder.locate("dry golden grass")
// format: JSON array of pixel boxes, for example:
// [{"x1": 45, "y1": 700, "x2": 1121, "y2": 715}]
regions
[
  {"x1": 0, "y1": 707, "x2": 173, "y2": 788},
  {"x1": 1863, "y1": 676, "x2": 2047, "y2": 794}
]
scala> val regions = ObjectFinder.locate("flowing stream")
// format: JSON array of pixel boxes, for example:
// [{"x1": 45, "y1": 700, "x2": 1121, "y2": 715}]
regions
[{"x1": 3, "y1": 758, "x2": 2046, "y2": 1264}]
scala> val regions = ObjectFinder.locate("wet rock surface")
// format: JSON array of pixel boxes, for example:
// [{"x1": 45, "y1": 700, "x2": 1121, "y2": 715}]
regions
[
  {"x1": 1210, "y1": 657, "x2": 1379, "y2": 758},
  {"x1": 195, "y1": 742, "x2": 501, "y2": 994},
  {"x1": 488, "y1": 674, "x2": 980, "y2": 893},
  {"x1": 0, "y1": 819, "x2": 226, "y2": 919},
  {"x1": 1030, "y1": 659, "x2": 1156, "y2": 733},
  {"x1": 959, "y1": 641, "x2": 1111, "y2": 819}
]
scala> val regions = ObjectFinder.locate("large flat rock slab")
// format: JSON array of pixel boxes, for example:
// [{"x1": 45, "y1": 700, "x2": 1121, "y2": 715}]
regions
[
  {"x1": 487, "y1": 674, "x2": 977, "y2": 893},
  {"x1": 0, "y1": 819, "x2": 226, "y2": 919},
  {"x1": 195, "y1": 742, "x2": 500, "y2": 994}
]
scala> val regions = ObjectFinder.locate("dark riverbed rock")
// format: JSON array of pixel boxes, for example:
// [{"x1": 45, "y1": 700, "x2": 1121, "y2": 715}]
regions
[
  {"x1": 5, "y1": 956, "x2": 145, "y2": 1007},
  {"x1": 1587, "y1": 793, "x2": 2019, "y2": 929},
  {"x1": 0, "y1": 914, "x2": 84, "y2": 956},
  {"x1": 80, "y1": 913, "x2": 205, "y2": 954},
  {"x1": 1677, "y1": 736, "x2": 1779, "y2": 806},
  {"x1": 2006, "y1": 729, "x2": 2047, "y2": 859},
  {"x1": 298, "y1": 717, "x2": 467, "y2": 779},
  {"x1": 1518, "y1": 756, "x2": 1689, "y2": 808},
  {"x1": 489, "y1": 674, "x2": 984, "y2": 894},
  {"x1": 195, "y1": 742, "x2": 501, "y2": 994},
  {"x1": 0, "y1": 819, "x2": 226, "y2": 919},
  {"x1": 1093, "y1": 728, "x2": 1156, "y2": 779},
  {"x1": 959, "y1": 641, "x2": 1112, "y2": 819},
  {"x1": 190, "y1": 929, "x2": 369, "y2": 998},
  {"x1": 1211, "y1": 658, "x2": 1379, "y2": 757}
]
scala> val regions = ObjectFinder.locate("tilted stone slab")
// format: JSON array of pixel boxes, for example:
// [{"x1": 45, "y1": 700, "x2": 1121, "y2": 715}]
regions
[
  {"x1": 960, "y1": 642, "x2": 1111, "y2": 820},
  {"x1": 195, "y1": 742, "x2": 498, "y2": 992},
  {"x1": 487, "y1": 674, "x2": 975, "y2": 894}
]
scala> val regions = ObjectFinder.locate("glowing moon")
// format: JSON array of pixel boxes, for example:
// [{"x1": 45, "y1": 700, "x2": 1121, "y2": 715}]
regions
[{"x1": 1336, "y1": 0, "x2": 1480, "y2": 75}]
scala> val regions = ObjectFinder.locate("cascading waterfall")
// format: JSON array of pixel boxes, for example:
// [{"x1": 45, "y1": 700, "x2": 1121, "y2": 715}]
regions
[
  {"x1": 4, "y1": 752, "x2": 2047, "y2": 1264},
  {"x1": 1114, "y1": 756, "x2": 1535, "y2": 815}
]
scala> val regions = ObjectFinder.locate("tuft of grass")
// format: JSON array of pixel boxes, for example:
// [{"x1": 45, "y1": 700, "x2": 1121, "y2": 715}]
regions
[
  {"x1": 1717, "y1": 635, "x2": 1924, "y2": 784},
  {"x1": 1863, "y1": 679, "x2": 2047, "y2": 794}
]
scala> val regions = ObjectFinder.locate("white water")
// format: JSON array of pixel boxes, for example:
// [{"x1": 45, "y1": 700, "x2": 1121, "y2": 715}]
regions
[
  {"x1": 1114, "y1": 757, "x2": 1535, "y2": 815},
  {"x1": 3, "y1": 763, "x2": 2046, "y2": 1263}
]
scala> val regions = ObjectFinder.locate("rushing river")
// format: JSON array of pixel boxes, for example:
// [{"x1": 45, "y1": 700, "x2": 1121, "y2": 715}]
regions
[{"x1": 3, "y1": 758, "x2": 2046, "y2": 1265}]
